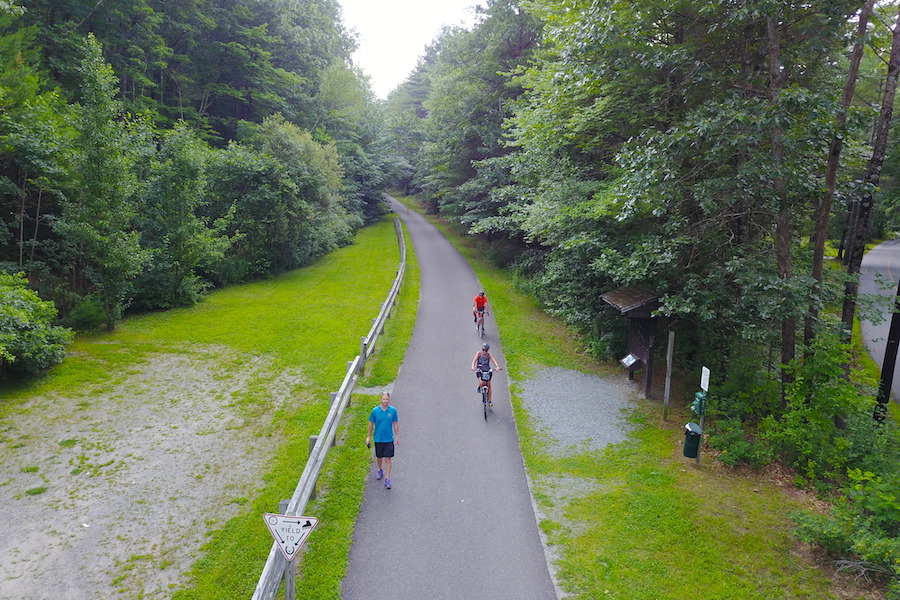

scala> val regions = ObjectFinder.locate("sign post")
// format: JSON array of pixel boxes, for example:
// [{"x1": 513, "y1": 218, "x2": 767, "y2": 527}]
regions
[{"x1": 694, "y1": 367, "x2": 710, "y2": 464}]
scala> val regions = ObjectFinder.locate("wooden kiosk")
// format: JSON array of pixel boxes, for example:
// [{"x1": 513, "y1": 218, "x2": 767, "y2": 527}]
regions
[{"x1": 600, "y1": 286, "x2": 660, "y2": 398}]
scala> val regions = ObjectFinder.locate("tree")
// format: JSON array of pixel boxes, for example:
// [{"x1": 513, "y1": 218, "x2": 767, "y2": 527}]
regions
[
  {"x1": 413, "y1": 0, "x2": 541, "y2": 222},
  {"x1": 841, "y1": 6, "x2": 900, "y2": 339},
  {"x1": 132, "y1": 122, "x2": 229, "y2": 310},
  {"x1": 0, "y1": 12, "x2": 75, "y2": 290},
  {"x1": 489, "y1": 0, "x2": 861, "y2": 391},
  {"x1": 55, "y1": 34, "x2": 147, "y2": 328}
]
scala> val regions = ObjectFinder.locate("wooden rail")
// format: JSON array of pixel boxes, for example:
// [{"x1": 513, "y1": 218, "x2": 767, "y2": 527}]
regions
[{"x1": 252, "y1": 216, "x2": 407, "y2": 600}]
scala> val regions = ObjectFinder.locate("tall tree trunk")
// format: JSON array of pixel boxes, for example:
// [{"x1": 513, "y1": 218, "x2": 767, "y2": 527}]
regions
[
  {"x1": 768, "y1": 16, "x2": 794, "y2": 404},
  {"x1": 29, "y1": 187, "x2": 43, "y2": 277},
  {"x1": 841, "y1": 6, "x2": 900, "y2": 337},
  {"x1": 807, "y1": 0, "x2": 874, "y2": 345}
]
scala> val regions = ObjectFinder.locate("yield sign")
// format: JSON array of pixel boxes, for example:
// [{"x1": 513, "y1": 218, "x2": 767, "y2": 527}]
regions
[{"x1": 263, "y1": 513, "x2": 319, "y2": 561}]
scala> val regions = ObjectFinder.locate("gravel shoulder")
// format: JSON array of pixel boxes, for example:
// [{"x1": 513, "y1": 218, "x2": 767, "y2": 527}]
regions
[
  {"x1": 0, "y1": 346, "x2": 300, "y2": 600},
  {"x1": 518, "y1": 366, "x2": 637, "y2": 455},
  {"x1": 516, "y1": 365, "x2": 640, "y2": 597}
]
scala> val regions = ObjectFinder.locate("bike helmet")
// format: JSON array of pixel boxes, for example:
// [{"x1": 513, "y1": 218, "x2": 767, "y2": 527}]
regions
[
  {"x1": 482, "y1": 343, "x2": 490, "y2": 351},
  {"x1": 478, "y1": 290, "x2": 485, "y2": 296}
]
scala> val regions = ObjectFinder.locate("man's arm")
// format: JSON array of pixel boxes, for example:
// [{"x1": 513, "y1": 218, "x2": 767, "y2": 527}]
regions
[
  {"x1": 366, "y1": 420, "x2": 374, "y2": 445},
  {"x1": 393, "y1": 421, "x2": 399, "y2": 444}
]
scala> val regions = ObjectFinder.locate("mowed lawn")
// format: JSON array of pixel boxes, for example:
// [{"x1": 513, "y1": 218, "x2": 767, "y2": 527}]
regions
[{"x1": 0, "y1": 215, "x2": 420, "y2": 599}]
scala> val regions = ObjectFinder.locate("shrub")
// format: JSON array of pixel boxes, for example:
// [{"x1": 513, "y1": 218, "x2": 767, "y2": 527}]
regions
[
  {"x1": 792, "y1": 469, "x2": 900, "y2": 598},
  {"x1": 0, "y1": 272, "x2": 73, "y2": 376},
  {"x1": 758, "y1": 329, "x2": 871, "y2": 487},
  {"x1": 707, "y1": 417, "x2": 772, "y2": 468},
  {"x1": 68, "y1": 294, "x2": 106, "y2": 331}
]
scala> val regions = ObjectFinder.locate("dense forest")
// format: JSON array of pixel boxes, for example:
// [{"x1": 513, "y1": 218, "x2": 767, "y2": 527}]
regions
[
  {"x1": 383, "y1": 0, "x2": 900, "y2": 592},
  {"x1": 0, "y1": 0, "x2": 400, "y2": 374},
  {"x1": 3, "y1": 0, "x2": 900, "y2": 593}
]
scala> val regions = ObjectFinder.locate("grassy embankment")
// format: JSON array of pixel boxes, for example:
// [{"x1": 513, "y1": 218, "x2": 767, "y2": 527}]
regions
[
  {"x1": 0, "y1": 215, "x2": 420, "y2": 599},
  {"x1": 391, "y1": 193, "x2": 884, "y2": 600}
]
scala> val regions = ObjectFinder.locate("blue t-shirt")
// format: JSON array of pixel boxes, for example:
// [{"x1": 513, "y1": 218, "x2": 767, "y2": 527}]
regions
[{"x1": 369, "y1": 405, "x2": 398, "y2": 443}]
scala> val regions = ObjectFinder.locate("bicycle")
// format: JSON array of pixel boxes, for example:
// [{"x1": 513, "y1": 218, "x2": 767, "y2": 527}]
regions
[
  {"x1": 475, "y1": 310, "x2": 486, "y2": 338},
  {"x1": 476, "y1": 369, "x2": 493, "y2": 420}
]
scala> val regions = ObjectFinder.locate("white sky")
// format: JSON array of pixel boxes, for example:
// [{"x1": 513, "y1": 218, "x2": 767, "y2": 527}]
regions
[{"x1": 338, "y1": 0, "x2": 479, "y2": 99}]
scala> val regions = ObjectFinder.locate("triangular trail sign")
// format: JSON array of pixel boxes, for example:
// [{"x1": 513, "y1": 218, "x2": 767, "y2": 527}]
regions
[{"x1": 263, "y1": 513, "x2": 319, "y2": 561}]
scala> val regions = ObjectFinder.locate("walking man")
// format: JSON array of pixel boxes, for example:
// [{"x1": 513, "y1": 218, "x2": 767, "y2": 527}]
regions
[{"x1": 365, "y1": 391, "x2": 399, "y2": 489}]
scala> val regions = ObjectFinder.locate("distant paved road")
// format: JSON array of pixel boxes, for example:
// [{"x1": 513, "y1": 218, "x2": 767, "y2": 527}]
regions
[
  {"x1": 341, "y1": 198, "x2": 557, "y2": 599},
  {"x1": 859, "y1": 239, "x2": 900, "y2": 401}
]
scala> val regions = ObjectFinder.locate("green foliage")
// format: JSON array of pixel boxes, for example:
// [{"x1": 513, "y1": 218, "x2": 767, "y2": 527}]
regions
[
  {"x1": 0, "y1": 1, "x2": 399, "y2": 340},
  {"x1": 792, "y1": 469, "x2": 900, "y2": 598},
  {"x1": 202, "y1": 120, "x2": 361, "y2": 285},
  {"x1": 55, "y1": 34, "x2": 148, "y2": 328},
  {"x1": 67, "y1": 294, "x2": 105, "y2": 331},
  {"x1": 403, "y1": 1, "x2": 541, "y2": 217},
  {"x1": 758, "y1": 331, "x2": 874, "y2": 486},
  {"x1": 131, "y1": 122, "x2": 228, "y2": 311},
  {"x1": 0, "y1": 271, "x2": 72, "y2": 375},
  {"x1": 708, "y1": 418, "x2": 773, "y2": 468}
]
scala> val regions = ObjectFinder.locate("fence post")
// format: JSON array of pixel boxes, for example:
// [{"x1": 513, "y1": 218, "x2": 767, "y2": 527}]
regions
[
  {"x1": 279, "y1": 499, "x2": 296, "y2": 600},
  {"x1": 308, "y1": 435, "x2": 318, "y2": 500}
]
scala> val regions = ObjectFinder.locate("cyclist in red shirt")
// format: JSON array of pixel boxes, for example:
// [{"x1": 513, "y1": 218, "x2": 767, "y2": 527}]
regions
[{"x1": 473, "y1": 291, "x2": 489, "y2": 328}]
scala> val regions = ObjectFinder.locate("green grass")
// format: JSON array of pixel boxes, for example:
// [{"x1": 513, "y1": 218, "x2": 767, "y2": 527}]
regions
[
  {"x1": 395, "y1": 194, "x2": 868, "y2": 599},
  {"x1": 0, "y1": 215, "x2": 418, "y2": 599},
  {"x1": 170, "y1": 216, "x2": 419, "y2": 600}
]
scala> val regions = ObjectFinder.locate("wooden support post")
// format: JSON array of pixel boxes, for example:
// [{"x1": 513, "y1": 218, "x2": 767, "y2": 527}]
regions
[
  {"x1": 279, "y1": 499, "x2": 296, "y2": 600},
  {"x1": 663, "y1": 331, "x2": 675, "y2": 422},
  {"x1": 308, "y1": 435, "x2": 318, "y2": 500}
]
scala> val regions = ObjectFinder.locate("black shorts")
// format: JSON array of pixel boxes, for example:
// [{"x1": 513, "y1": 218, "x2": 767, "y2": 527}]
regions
[{"x1": 374, "y1": 441, "x2": 395, "y2": 458}]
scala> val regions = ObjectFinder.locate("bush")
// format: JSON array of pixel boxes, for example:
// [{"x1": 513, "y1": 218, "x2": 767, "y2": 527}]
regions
[
  {"x1": 68, "y1": 294, "x2": 107, "y2": 331},
  {"x1": 707, "y1": 417, "x2": 772, "y2": 468},
  {"x1": 0, "y1": 272, "x2": 73, "y2": 376},
  {"x1": 759, "y1": 329, "x2": 872, "y2": 487},
  {"x1": 792, "y1": 470, "x2": 900, "y2": 598}
]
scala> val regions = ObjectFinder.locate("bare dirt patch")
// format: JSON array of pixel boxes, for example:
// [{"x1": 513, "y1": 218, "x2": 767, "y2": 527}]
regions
[{"x1": 0, "y1": 348, "x2": 303, "y2": 600}]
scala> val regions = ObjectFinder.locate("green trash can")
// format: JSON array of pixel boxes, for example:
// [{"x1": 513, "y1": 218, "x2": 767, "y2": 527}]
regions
[{"x1": 683, "y1": 422, "x2": 702, "y2": 458}]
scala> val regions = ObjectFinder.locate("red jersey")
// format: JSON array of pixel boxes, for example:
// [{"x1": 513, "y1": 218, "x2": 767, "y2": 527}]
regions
[{"x1": 474, "y1": 295, "x2": 488, "y2": 310}]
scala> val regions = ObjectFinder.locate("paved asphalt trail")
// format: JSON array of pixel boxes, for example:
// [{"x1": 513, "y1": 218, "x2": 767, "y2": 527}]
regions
[
  {"x1": 859, "y1": 238, "x2": 900, "y2": 400},
  {"x1": 341, "y1": 197, "x2": 557, "y2": 599}
]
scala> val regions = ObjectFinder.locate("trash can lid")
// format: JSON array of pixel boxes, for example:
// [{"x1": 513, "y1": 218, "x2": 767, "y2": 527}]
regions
[{"x1": 685, "y1": 422, "x2": 703, "y2": 434}]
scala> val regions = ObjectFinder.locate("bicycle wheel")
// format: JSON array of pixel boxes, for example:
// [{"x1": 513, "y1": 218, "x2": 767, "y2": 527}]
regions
[{"x1": 482, "y1": 388, "x2": 488, "y2": 420}]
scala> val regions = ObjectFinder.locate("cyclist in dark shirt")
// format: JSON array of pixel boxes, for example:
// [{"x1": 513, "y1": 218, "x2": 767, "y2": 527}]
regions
[{"x1": 471, "y1": 343, "x2": 502, "y2": 405}]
